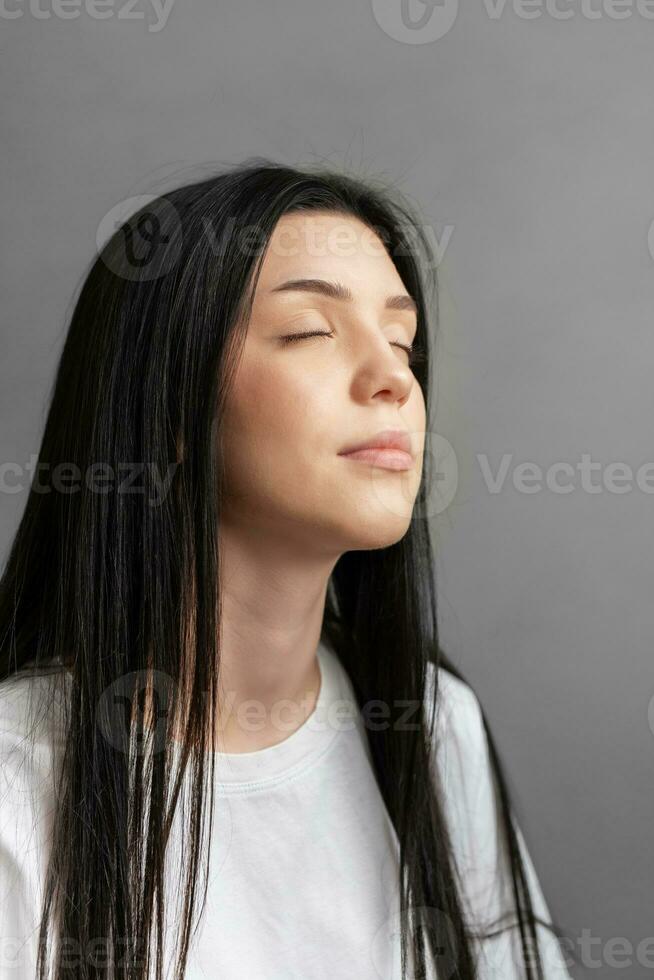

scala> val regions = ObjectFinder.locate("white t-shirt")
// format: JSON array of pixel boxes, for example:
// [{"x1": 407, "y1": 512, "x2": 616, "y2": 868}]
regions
[{"x1": 0, "y1": 639, "x2": 571, "y2": 979}]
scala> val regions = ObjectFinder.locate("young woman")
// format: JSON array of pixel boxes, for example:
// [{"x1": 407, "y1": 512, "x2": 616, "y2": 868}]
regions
[{"x1": 0, "y1": 160, "x2": 572, "y2": 979}]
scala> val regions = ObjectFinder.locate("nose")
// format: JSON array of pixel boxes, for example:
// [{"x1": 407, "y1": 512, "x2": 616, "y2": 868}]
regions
[{"x1": 348, "y1": 329, "x2": 416, "y2": 408}]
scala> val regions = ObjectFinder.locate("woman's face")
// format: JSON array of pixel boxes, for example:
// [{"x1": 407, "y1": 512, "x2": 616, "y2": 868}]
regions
[{"x1": 220, "y1": 210, "x2": 427, "y2": 556}]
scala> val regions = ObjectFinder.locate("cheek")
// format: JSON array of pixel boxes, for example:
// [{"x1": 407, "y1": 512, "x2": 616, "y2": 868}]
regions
[
  {"x1": 227, "y1": 357, "x2": 321, "y2": 442},
  {"x1": 220, "y1": 359, "x2": 328, "y2": 493}
]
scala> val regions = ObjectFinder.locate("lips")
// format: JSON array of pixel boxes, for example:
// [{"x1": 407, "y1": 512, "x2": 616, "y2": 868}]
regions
[{"x1": 338, "y1": 428, "x2": 414, "y2": 458}]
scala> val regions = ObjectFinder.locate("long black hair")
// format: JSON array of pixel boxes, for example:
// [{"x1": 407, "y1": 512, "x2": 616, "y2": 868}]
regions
[{"x1": 0, "y1": 158, "x2": 566, "y2": 978}]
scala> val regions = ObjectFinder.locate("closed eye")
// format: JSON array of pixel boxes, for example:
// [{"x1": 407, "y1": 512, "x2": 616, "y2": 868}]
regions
[
  {"x1": 394, "y1": 341, "x2": 427, "y2": 366},
  {"x1": 279, "y1": 330, "x2": 333, "y2": 344},
  {"x1": 280, "y1": 331, "x2": 426, "y2": 366}
]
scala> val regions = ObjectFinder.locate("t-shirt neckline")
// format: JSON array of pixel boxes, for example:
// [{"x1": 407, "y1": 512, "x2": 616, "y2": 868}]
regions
[{"x1": 211, "y1": 638, "x2": 353, "y2": 792}]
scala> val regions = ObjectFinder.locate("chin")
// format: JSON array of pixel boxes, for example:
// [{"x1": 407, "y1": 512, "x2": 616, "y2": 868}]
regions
[{"x1": 340, "y1": 515, "x2": 414, "y2": 552}]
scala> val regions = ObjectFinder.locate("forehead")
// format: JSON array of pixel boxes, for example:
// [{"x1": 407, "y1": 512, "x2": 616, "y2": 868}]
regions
[{"x1": 254, "y1": 211, "x2": 406, "y2": 297}]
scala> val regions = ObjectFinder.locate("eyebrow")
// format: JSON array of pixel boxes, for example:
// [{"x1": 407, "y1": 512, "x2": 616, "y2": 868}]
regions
[{"x1": 268, "y1": 278, "x2": 418, "y2": 315}]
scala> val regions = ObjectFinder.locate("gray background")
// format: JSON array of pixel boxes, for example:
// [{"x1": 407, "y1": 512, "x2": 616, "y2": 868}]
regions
[{"x1": 1, "y1": 2, "x2": 652, "y2": 977}]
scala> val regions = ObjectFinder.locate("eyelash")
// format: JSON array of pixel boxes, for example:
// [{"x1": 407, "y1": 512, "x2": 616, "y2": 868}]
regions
[{"x1": 280, "y1": 331, "x2": 426, "y2": 366}]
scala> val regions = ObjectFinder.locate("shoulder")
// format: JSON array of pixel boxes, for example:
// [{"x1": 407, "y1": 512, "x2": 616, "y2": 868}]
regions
[
  {"x1": 0, "y1": 671, "x2": 68, "y2": 874},
  {"x1": 425, "y1": 661, "x2": 488, "y2": 789},
  {"x1": 424, "y1": 664, "x2": 572, "y2": 976},
  {"x1": 425, "y1": 659, "x2": 484, "y2": 727},
  {"x1": 424, "y1": 662, "x2": 500, "y2": 887},
  {"x1": 0, "y1": 669, "x2": 67, "y2": 821},
  {"x1": 0, "y1": 668, "x2": 69, "y2": 753},
  {"x1": 0, "y1": 672, "x2": 68, "y2": 974}
]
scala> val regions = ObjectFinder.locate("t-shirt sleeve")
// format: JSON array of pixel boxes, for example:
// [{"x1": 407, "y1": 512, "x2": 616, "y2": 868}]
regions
[
  {"x1": 0, "y1": 675, "x2": 61, "y2": 976},
  {"x1": 429, "y1": 666, "x2": 573, "y2": 979}
]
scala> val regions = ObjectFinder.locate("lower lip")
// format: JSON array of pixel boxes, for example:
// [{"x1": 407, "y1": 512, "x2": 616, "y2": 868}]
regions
[{"x1": 338, "y1": 448, "x2": 414, "y2": 471}]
